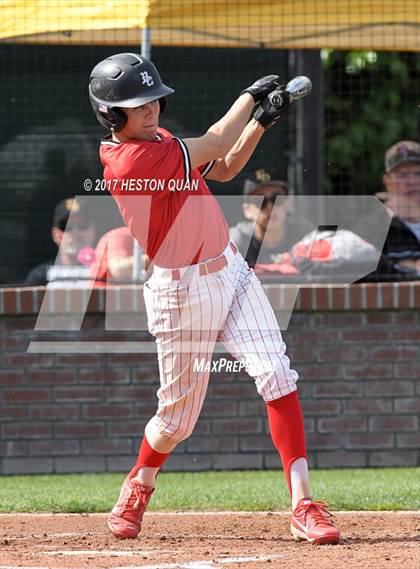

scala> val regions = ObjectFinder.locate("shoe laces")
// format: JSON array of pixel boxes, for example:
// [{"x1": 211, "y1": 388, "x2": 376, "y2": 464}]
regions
[
  {"x1": 296, "y1": 500, "x2": 335, "y2": 527},
  {"x1": 123, "y1": 480, "x2": 152, "y2": 515}
]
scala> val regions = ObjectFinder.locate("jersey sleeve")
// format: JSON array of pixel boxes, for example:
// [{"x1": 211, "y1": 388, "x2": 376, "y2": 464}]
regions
[{"x1": 197, "y1": 160, "x2": 216, "y2": 178}]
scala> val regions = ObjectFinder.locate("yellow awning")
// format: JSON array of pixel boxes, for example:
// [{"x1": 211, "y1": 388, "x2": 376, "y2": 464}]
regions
[{"x1": 1, "y1": 0, "x2": 419, "y2": 51}]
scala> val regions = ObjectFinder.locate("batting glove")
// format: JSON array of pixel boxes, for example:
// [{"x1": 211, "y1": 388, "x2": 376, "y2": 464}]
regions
[
  {"x1": 253, "y1": 87, "x2": 291, "y2": 129},
  {"x1": 241, "y1": 75, "x2": 281, "y2": 103}
]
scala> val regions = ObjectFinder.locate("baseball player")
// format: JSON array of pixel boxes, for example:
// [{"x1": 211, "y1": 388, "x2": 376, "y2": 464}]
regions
[{"x1": 89, "y1": 53, "x2": 340, "y2": 545}]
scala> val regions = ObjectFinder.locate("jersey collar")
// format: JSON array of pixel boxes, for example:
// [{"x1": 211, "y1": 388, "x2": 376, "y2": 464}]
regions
[{"x1": 100, "y1": 133, "x2": 162, "y2": 145}]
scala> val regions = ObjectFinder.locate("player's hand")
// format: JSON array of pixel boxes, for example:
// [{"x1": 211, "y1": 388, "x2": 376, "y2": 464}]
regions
[
  {"x1": 240, "y1": 75, "x2": 281, "y2": 103},
  {"x1": 253, "y1": 87, "x2": 291, "y2": 129}
]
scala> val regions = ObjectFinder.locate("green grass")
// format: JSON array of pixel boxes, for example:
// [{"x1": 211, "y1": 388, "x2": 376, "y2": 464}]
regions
[{"x1": 0, "y1": 468, "x2": 418, "y2": 513}]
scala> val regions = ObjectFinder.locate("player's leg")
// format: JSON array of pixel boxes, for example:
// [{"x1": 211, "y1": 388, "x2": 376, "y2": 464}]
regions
[
  {"x1": 142, "y1": 274, "x2": 230, "y2": 449},
  {"x1": 218, "y1": 256, "x2": 306, "y2": 495},
  {"x1": 109, "y1": 274, "x2": 230, "y2": 538},
  {"x1": 219, "y1": 257, "x2": 340, "y2": 544}
]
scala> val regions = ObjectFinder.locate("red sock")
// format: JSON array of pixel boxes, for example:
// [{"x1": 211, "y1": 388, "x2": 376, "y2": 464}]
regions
[
  {"x1": 128, "y1": 435, "x2": 170, "y2": 477},
  {"x1": 266, "y1": 390, "x2": 307, "y2": 497}
]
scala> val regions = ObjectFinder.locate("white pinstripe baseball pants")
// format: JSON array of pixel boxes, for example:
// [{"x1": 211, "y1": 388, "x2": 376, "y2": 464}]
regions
[{"x1": 143, "y1": 242, "x2": 299, "y2": 447}]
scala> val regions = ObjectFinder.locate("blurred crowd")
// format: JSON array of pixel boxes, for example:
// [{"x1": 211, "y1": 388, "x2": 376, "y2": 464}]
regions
[{"x1": 24, "y1": 140, "x2": 420, "y2": 287}]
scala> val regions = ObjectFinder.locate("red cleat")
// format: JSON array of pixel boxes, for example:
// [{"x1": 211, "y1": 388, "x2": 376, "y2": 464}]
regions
[
  {"x1": 291, "y1": 498, "x2": 340, "y2": 545},
  {"x1": 108, "y1": 475, "x2": 154, "y2": 539}
]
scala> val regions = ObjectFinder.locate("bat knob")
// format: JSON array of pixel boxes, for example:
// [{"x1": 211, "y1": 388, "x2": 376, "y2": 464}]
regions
[{"x1": 268, "y1": 90, "x2": 286, "y2": 109}]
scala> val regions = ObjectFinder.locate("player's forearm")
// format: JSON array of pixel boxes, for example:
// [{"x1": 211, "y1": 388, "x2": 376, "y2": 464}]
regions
[
  {"x1": 184, "y1": 76, "x2": 282, "y2": 169},
  {"x1": 208, "y1": 119, "x2": 265, "y2": 182},
  {"x1": 206, "y1": 93, "x2": 255, "y2": 157}
]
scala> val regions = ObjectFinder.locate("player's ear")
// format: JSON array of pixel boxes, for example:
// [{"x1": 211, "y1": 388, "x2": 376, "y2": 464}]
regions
[{"x1": 113, "y1": 108, "x2": 128, "y2": 131}]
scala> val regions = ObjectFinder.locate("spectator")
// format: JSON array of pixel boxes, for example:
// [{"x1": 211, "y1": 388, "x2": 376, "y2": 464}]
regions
[
  {"x1": 25, "y1": 197, "x2": 96, "y2": 286},
  {"x1": 92, "y1": 226, "x2": 150, "y2": 286},
  {"x1": 230, "y1": 168, "x2": 314, "y2": 268},
  {"x1": 376, "y1": 140, "x2": 420, "y2": 277}
]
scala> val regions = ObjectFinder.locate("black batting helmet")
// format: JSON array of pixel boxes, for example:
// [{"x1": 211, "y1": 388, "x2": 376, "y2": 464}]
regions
[{"x1": 89, "y1": 53, "x2": 175, "y2": 132}]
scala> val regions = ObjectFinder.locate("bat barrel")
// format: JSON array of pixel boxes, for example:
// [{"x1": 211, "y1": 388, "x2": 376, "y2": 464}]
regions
[{"x1": 285, "y1": 76, "x2": 312, "y2": 100}]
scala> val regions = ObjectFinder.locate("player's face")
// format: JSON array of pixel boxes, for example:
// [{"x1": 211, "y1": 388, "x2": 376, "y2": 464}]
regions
[{"x1": 123, "y1": 100, "x2": 160, "y2": 140}]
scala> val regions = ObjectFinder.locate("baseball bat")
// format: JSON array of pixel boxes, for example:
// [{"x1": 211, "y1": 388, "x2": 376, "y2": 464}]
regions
[
  {"x1": 285, "y1": 75, "x2": 312, "y2": 101},
  {"x1": 268, "y1": 75, "x2": 312, "y2": 108}
]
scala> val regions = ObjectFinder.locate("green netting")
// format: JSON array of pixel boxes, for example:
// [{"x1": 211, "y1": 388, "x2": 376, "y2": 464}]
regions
[{"x1": 0, "y1": 2, "x2": 419, "y2": 284}]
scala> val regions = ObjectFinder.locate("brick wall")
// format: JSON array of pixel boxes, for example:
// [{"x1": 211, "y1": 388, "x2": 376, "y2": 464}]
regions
[{"x1": 0, "y1": 283, "x2": 419, "y2": 474}]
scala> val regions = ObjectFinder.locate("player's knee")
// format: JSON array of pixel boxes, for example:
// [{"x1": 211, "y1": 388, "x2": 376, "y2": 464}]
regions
[
  {"x1": 170, "y1": 424, "x2": 195, "y2": 445},
  {"x1": 145, "y1": 416, "x2": 181, "y2": 453},
  {"x1": 151, "y1": 418, "x2": 195, "y2": 447},
  {"x1": 253, "y1": 358, "x2": 298, "y2": 399}
]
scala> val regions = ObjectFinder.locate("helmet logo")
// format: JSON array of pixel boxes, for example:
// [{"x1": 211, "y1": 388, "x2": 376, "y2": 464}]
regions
[{"x1": 140, "y1": 71, "x2": 154, "y2": 87}]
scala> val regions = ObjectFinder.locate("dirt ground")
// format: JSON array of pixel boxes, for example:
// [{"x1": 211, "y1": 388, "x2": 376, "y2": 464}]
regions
[{"x1": 0, "y1": 512, "x2": 419, "y2": 569}]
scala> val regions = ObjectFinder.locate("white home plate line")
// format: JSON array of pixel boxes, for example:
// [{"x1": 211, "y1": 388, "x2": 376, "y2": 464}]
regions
[
  {"x1": 110, "y1": 555, "x2": 286, "y2": 569},
  {"x1": 46, "y1": 549, "x2": 177, "y2": 557},
  {"x1": 0, "y1": 556, "x2": 286, "y2": 569}
]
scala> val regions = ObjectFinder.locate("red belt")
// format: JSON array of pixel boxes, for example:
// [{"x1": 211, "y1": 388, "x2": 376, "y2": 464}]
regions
[{"x1": 171, "y1": 242, "x2": 237, "y2": 281}]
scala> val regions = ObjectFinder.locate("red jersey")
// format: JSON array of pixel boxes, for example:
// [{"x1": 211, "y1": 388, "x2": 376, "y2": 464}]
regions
[{"x1": 99, "y1": 127, "x2": 229, "y2": 268}]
